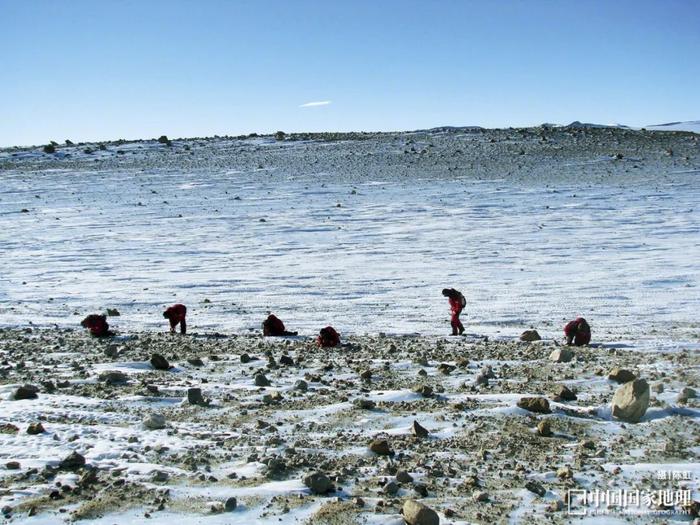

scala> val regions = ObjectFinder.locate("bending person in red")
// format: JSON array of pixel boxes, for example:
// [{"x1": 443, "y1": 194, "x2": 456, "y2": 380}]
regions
[
  {"x1": 262, "y1": 314, "x2": 298, "y2": 336},
  {"x1": 442, "y1": 288, "x2": 466, "y2": 336},
  {"x1": 317, "y1": 326, "x2": 340, "y2": 348},
  {"x1": 80, "y1": 314, "x2": 113, "y2": 337},
  {"x1": 564, "y1": 317, "x2": 591, "y2": 346},
  {"x1": 163, "y1": 304, "x2": 187, "y2": 334}
]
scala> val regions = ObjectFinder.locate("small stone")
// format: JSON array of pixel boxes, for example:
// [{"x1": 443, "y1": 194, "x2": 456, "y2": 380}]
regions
[
  {"x1": 254, "y1": 374, "x2": 271, "y2": 387},
  {"x1": 369, "y1": 438, "x2": 393, "y2": 456},
  {"x1": 187, "y1": 357, "x2": 204, "y2": 367},
  {"x1": 473, "y1": 491, "x2": 489, "y2": 502},
  {"x1": 383, "y1": 480, "x2": 399, "y2": 495},
  {"x1": 611, "y1": 379, "x2": 650, "y2": 423},
  {"x1": 554, "y1": 385, "x2": 577, "y2": 401},
  {"x1": 549, "y1": 348, "x2": 574, "y2": 363},
  {"x1": 547, "y1": 499, "x2": 564, "y2": 512},
  {"x1": 27, "y1": 422, "x2": 45, "y2": 435},
  {"x1": 517, "y1": 397, "x2": 551, "y2": 414},
  {"x1": 414, "y1": 385, "x2": 433, "y2": 397},
  {"x1": 59, "y1": 451, "x2": 86, "y2": 470},
  {"x1": 677, "y1": 387, "x2": 697, "y2": 403},
  {"x1": 150, "y1": 353, "x2": 170, "y2": 370},
  {"x1": 294, "y1": 379, "x2": 308, "y2": 391},
  {"x1": 5, "y1": 461, "x2": 20, "y2": 470},
  {"x1": 360, "y1": 369, "x2": 372, "y2": 380},
  {"x1": 353, "y1": 398, "x2": 376, "y2": 410},
  {"x1": 557, "y1": 466, "x2": 573, "y2": 479},
  {"x1": 396, "y1": 470, "x2": 413, "y2": 483},
  {"x1": 537, "y1": 420, "x2": 552, "y2": 437},
  {"x1": 224, "y1": 496, "x2": 237, "y2": 511},
  {"x1": 402, "y1": 499, "x2": 439, "y2": 525},
  {"x1": 143, "y1": 413, "x2": 166, "y2": 430},
  {"x1": 438, "y1": 363, "x2": 455, "y2": 375},
  {"x1": 474, "y1": 373, "x2": 489, "y2": 386},
  {"x1": 520, "y1": 329, "x2": 541, "y2": 342},
  {"x1": 412, "y1": 421, "x2": 429, "y2": 438},
  {"x1": 240, "y1": 353, "x2": 251, "y2": 363},
  {"x1": 525, "y1": 480, "x2": 546, "y2": 496},
  {"x1": 303, "y1": 472, "x2": 333, "y2": 494},
  {"x1": 480, "y1": 365, "x2": 496, "y2": 379},
  {"x1": 279, "y1": 354, "x2": 294, "y2": 366},
  {"x1": 152, "y1": 470, "x2": 169, "y2": 482},
  {"x1": 608, "y1": 368, "x2": 636, "y2": 384},
  {"x1": 413, "y1": 483, "x2": 429, "y2": 497},
  {"x1": 13, "y1": 385, "x2": 39, "y2": 400},
  {"x1": 98, "y1": 371, "x2": 128, "y2": 385},
  {"x1": 106, "y1": 308, "x2": 120, "y2": 316},
  {"x1": 187, "y1": 388, "x2": 205, "y2": 405}
]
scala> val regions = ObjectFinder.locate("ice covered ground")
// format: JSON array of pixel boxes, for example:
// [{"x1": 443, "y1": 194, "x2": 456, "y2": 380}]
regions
[{"x1": 1, "y1": 133, "x2": 699, "y2": 347}]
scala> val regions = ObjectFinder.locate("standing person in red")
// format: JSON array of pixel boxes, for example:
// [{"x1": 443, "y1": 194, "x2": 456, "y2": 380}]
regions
[
  {"x1": 442, "y1": 288, "x2": 466, "y2": 336},
  {"x1": 262, "y1": 314, "x2": 298, "y2": 336},
  {"x1": 317, "y1": 326, "x2": 340, "y2": 348},
  {"x1": 163, "y1": 304, "x2": 187, "y2": 334},
  {"x1": 80, "y1": 314, "x2": 113, "y2": 337},
  {"x1": 564, "y1": 317, "x2": 591, "y2": 346}
]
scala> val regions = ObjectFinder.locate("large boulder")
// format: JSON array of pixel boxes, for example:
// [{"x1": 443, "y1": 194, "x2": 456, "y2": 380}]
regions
[
  {"x1": 549, "y1": 348, "x2": 574, "y2": 363},
  {"x1": 611, "y1": 379, "x2": 649, "y2": 423},
  {"x1": 402, "y1": 499, "x2": 439, "y2": 525}
]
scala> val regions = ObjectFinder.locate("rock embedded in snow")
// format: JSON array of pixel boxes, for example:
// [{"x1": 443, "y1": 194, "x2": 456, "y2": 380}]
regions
[
  {"x1": 26, "y1": 422, "x2": 45, "y2": 435},
  {"x1": 224, "y1": 496, "x2": 237, "y2": 512},
  {"x1": 677, "y1": 387, "x2": 696, "y2": 403},
  {"x1": 402, "y1": 499, "x2": 439, "y2": 525},
  {"x1": 240, "y1": 353, "x2": 252, "y2": 363},
  {"x1": 549, "y1": 348, "x2": 573, "y2": 363},
  {"x1": 143, "y1": 413, "x2": 166, "y2": 430},
  {"x1": 473, "y1": 491, "x2": 489, "y2": 502},
  {"x1": 294, "y1": 379, "x2": 308, "y2": 391},
  {"x1": 537, "y1": 420, "x2": 552, "y2": 437},
  {"x1": 59, "y1": 451, "x2": 86, "y2": 470},
  {"x1": 303, "y1": 472, "x2": 333, "y2": 494},
  {"x1": 608, "y1": 368, "x2": 636, "y2": 384},
  {"x1": 279, "y1": 354, "x2": 294, "y2": 366},
  {"x1": 13, "y1": 385, "x2": 38, "y2": 400},
  {"x1": 414, "y1": 384, "x2": 433, "y2": 397},
  {"x1": 520, "y1": 330, "x2": 541, "y2": 342},
  {"x1": 412, "y1": 421, "x2": 430, "y2": 438},
  {"x1": 5, "y1": 461, "x2": 20, "y2": 470},
  {"x1": 360, "y1": 369, "x2": 372, "y2": 380},
  {"x1": 99, "y1": 370, "x2": 128, "y2": 385},
  {"x1": 396, "y1": 470, "x2": 414, "y2": 483},
  {"x1": 353, "y1": 398, "x2": 376, "y2": 410},
  {"x1": 517, "y1": 397, "x2": 551, "y2": 414},
  {"x1": 152, "y1": 470, "x2": 169, "y2": 482},
  {"x1": 254, "y1": 373, "x2": 271, "y2": 387},
  {"x1": 187, "y1": 387, "x2": 205, "y2": 405},
  {"x1": 369, "y1": 438, "x2": 393, "y2": 456},
  {"x1": 525, "y1": 480, "x2": 546, "y2": 497},
  {"x1": 150, "y1": 353, "x2": 170, "y2": 370},
  {"x1": 553, "y1": 384, "x2": 577, "y2": 401},
  {"x1": 611, "y1": 379, "x2": 650, "y2": 423},
  {"x1": 383, "y1": 480, "x2": 399, "y2": 495}
]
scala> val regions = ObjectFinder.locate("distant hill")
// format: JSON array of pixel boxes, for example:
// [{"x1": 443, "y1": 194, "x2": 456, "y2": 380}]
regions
[{"x1": 644, "y1": 120, "x2": 700, "y2": 133}]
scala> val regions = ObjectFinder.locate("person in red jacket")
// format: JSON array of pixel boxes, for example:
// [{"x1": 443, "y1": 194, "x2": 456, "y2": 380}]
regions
[
  {"x1": 317, "y1": 326, "x2": 340, "y2": 348},
  {"x1": 564, "y1": 317, "x2": 591, "y2": 346},
  {"x1": 262, "y1": 314, "x2": 298, "y2": 336},
  {"x1": 442, "y1": 288, "x2": 466, "y2": 335},
  {"x1": 80, "y1": 314, "x2": 113, "y2": 337},
  {"x1": 163, "y1": 304, "x2": 187, "y2": 334}
]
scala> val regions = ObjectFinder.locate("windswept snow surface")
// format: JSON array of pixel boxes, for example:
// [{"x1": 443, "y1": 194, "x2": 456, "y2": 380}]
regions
[{"x1": 0, "y1": 154, "x2": 699, "y2": 345}]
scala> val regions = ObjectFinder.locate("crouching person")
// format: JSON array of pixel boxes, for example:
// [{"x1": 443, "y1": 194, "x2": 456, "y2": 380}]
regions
[
  {"x1": 262, "y1": 314, "x2": 298, "y2": 336},
  {"x1": 564, "y1": 317, "x2": 591, "y2": 346},
  {"x1": 163, "y1": 304, "x2": 187, "y2": 334},
  {"x1": 80, "y1": 314, "x2": 113, "y2": 337},
  {"x1": 317, "y1": 326, "x2": 340, "y2": 348}
]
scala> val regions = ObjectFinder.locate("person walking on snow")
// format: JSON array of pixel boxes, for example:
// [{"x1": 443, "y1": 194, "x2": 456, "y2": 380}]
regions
[
  {"x1": 163, "y1": 304, "x2": 187, "y2": 334},
  {"x1": 442, "y1": 288, "x2": 466, "y2": 336}
]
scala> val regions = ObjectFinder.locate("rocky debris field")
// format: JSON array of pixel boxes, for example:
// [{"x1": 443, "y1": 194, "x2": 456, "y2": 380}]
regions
[{"x1": 0, "y1": 328, "x2": 697, "y2": 523}]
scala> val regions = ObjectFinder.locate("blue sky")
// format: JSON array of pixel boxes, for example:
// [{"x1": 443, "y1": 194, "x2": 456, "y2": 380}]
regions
[{"x1": 1, "y1": 0, "x2": 699, "y2": 146}]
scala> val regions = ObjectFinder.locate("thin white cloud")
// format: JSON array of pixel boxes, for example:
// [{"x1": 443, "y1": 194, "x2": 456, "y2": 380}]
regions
[{"x1": 299, "y1": 100, "x2": 332, "y2": 108}]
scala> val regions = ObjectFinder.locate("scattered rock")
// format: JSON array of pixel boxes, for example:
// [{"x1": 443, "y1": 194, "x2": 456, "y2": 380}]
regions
[
  {"x1": 537, "y1": 420, "x2": 552, "y2": 437},
  {"x1": 383, "y1": 480, "x2": 399, "y2": 495},
  {"x1": 279, "y1": 354, "x2": 294, "y2": 366},
  {"x1": 396, "y1": 470, "x2": 413, "y2": 483},
  {"x1": 414, "y1": 384, "x2": 433, "y2": 397},
  {"x1": 255, "y1": 374, "x2": 271, "y2": 387},
  {"x1": 525, "y1": 480, "x2": 546, "y2": 496},
  {"x1": 98, "y1": 370, "x2": 128, "y2": 385},
  {"x1": 293, "y1": 379, "x2": 308, "y2": 391},
  {"x1": 608, "y1": 368, "x2": 636, "y2": 384},
  {"x1": 106, "y1": 308, "x2": 120, "y2": 316},
  {"x1": 27, "y1": 422, "x2": 45, "y2": 435},
  {"x1": 611, "y1": 379, "x2": 650, "y2": 423},
  {"x1": 143, "y1": 413, "x2": 166, "y2": 430},
  {"x1": 152, "y1": 470, "x2": 169, "y2": 482},
  {"x1": 5, "y1": 461, "x2": 20, "y2": 470},
  {"x1": 150, "y1": 353, "x2": 170, "y2": 370},
  {"x1": 557, "y1": 466, "x2": 573, "y2": 479},
  {"x1": 240, "y1": 353, "x2": 252, "y2": 363},
  {"x1": 369, "y1": 438, "x2": 393, "y2": 456},
  {"x1": 224, "y1": 496, "x2": 237, "y2": 511},
  {"x1": 517, "y1": 397, "x2": 551, "y2": 414},
  {"x1": 353, "y1": 398, "x2": 376, "y2": 410},
  {"x1": 59, "y1": 451, "x2": 86, "y2": 470},
  {"x1": 402, "y1": 499, "x2": 439, "y2": 525},
  {"x1": 303, "y1": 472, "x2": 333, "y2": 494},
  {"x1": 520, "y1": 330, "x2": 541, "y2": 342},
  {"x1": 554, "y1": 384, "x2": 577, "y2": 401},
  {"x1": 473, "y1": 491, "x2": 489, "y2": 502},
  {"x1": 549, "y1": 348, "x2": 573, "y2": 363},
  {"x1": 187, "y1": 357, "x2": 204, "y2": 367},
  {"x1": 412, "y1": 420, "x2": 429, "y2": 438},
  {"x1": 360, "y1": 369, "x2": 372, "y2": 380},
  {"x1": 13, "y1": 385, "x2": 38, "y2": 400},
  {"x1": 187, "y1": 388, "x2": 206, "y2": 405},
  {"x1": 438, "y1": 363, "x2": 455, "y2": 375},
  {"x1": 677, "y1": 387, "x2": 696, "y2": 403}
]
